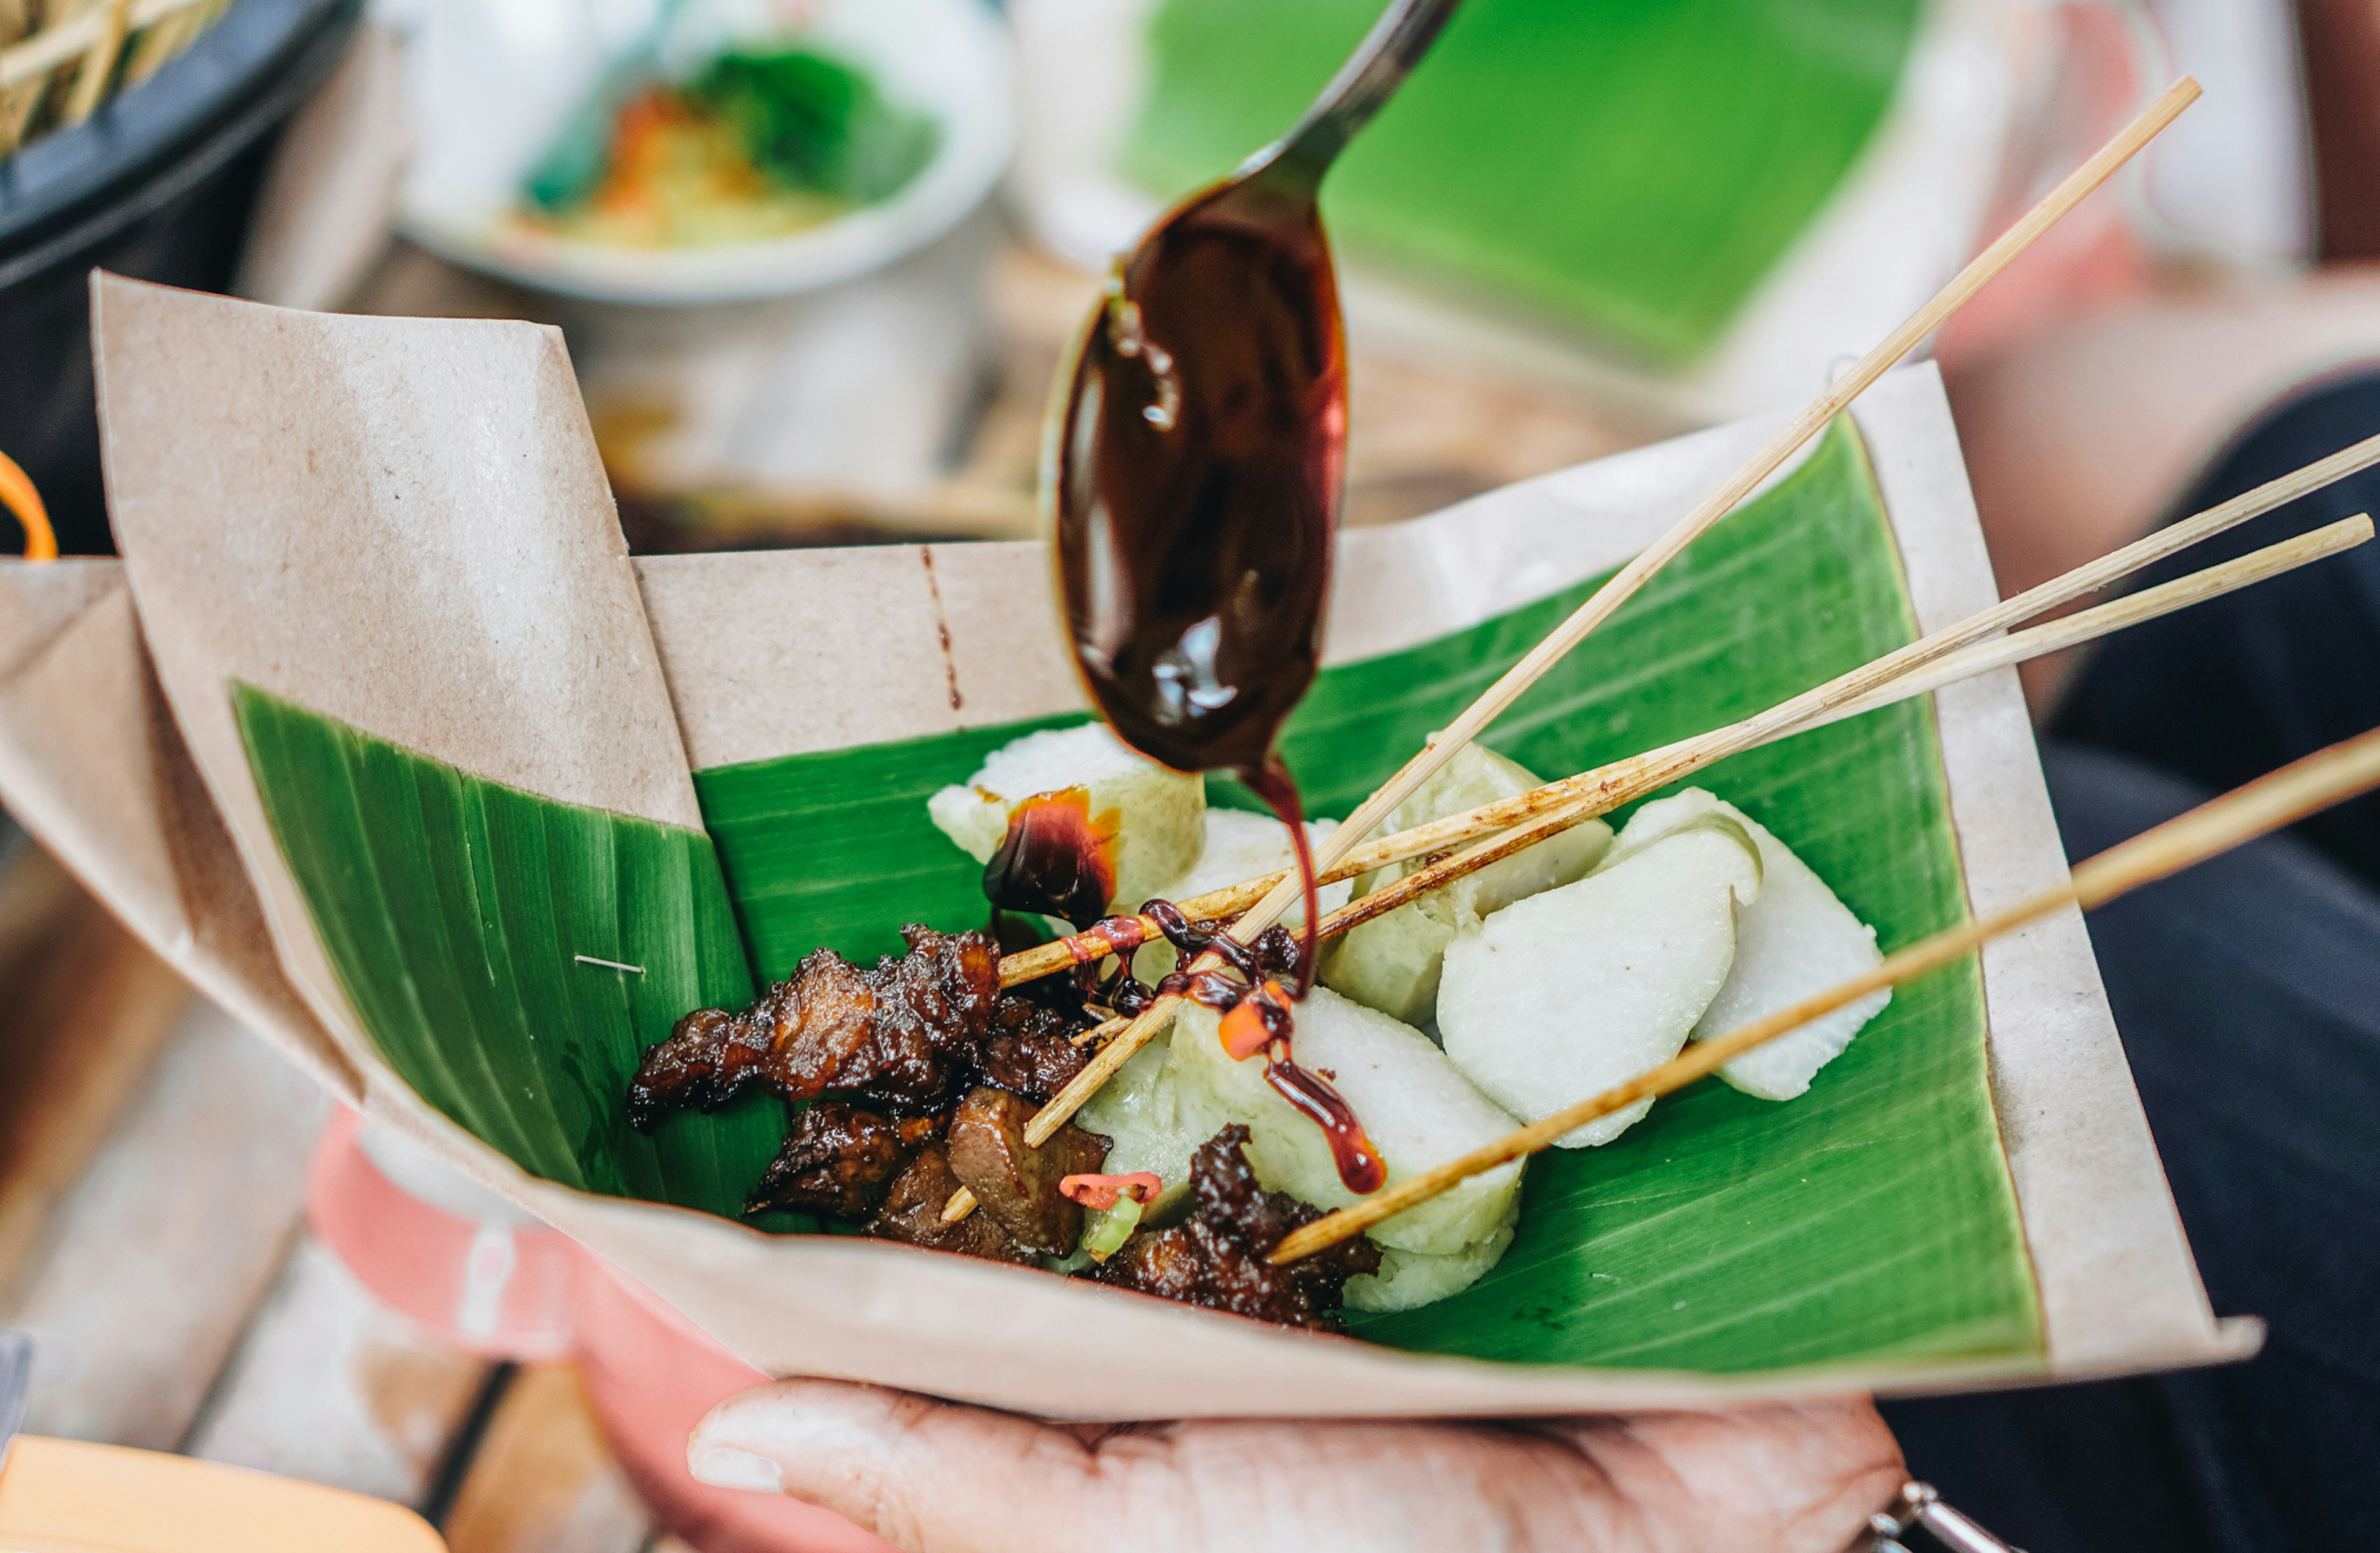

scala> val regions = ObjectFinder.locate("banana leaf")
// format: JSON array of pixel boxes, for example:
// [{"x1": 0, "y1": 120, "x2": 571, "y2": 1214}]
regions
[
  {"x1": 690, "y1": 420, "x2": 2043, "y2": 1372},
  {"x1": 234, "y1": 682, "x2": 788, "y2": 1223},
  {"x1": 1128, "y1": 0, "x2": 1919, "y2": 363},
  {"x1": 69, "y1": 279, "x2": 2214, "y2": 1410}
]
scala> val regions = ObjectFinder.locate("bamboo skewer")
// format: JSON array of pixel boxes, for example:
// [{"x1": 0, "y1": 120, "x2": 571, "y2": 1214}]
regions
[
  {"x1": 0, "y1": 0, "x2": 209, "y2": 90},
  {"x1": 1804, "y1": 515, "x2": 2374, "y2": 729},
  {"x1": 123, "y1": 0, "x2": 218, "y2": 83},
  {"x1": 1020, "y1": 80, "x2": 2200, "y2": 1150},
  {"x1": 62, "y1": 0, "x2": 134, "y2": 124},
  {"x1": 1240, "y1": 76, "x2": 2209, "y2": 938},
  {"x1": 1345, "y1": 446, "x2": 2380, "y2": 878},
  {"x1": 1269, "y1": 723, "x2": 2380, "y2": 1264},
  {"x1": 945, "y1": 516, "x2": 2375, "y2": 1225},
  {"x1": 1303, "y1": 513, "x2": 2380, "y2": 948},
  {"x1": 995, "y1": 507, "x2": 2378, "y2": 994},
  {"x1": 943, "y1": 521, "x2": 2371, "y2": 1225}
]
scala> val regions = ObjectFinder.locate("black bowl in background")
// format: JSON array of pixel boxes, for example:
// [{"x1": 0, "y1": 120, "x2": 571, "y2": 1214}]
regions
[{"x1": 0, "y1": 0, "x2": 361, "y2": 557}]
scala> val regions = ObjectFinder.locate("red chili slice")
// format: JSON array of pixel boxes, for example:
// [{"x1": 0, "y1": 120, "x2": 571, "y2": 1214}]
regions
[{"x1": 1058, "y1": 1171, "x2": 1164, "y2": 1210}]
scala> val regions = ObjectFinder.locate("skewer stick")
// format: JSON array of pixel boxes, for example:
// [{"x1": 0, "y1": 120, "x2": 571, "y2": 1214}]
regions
[
  {"x1": 62, "y1": 0, "x2": 134, "y2": 124},
  {"x1": 1303, "y1": 513, "x2": 2380, "y2": 944},
  {"x1": 1269, "y1": 723, "x2": 2380, "y2": 1264},
  {"x1": 997, "y1": 507, "x2": 2376, "y2": 992},
  {"x1": 963, "y1": 521, "x2": 2368, "y2": 1223},
  {"x1": 1021, "y1": 81, "x2": 2198, "y2": 1148},
  {"x1": 0, "y1": 0, "x2": 208, "y2": 88},
  {"x1": 1230, "y1": 80, "x2": 2204, "y2": 938},
  {"x1": 1807, "y1": 515, "x2": 2374, "y2": 728},
  {"x1": 1355, "y1": 449, "x2": 2380, "y2": 877}
]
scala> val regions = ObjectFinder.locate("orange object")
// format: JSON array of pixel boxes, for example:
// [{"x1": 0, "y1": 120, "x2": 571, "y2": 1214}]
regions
[
  {"x1": 0, "y1": 1435, "x2": 444, "y2": 1552},
  {"x1": 1058, "y1": 1171, "x2": 1164, "y2": 1209},
  {"x1": 1217, "y1": 979, "x2": 1293, "y2": 1061},
  {"x1": 0, "y1": 450, "x2": 58, "y2": 561}
]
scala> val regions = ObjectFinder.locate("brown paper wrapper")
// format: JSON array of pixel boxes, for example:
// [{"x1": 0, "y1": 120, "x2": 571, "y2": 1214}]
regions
[{"x1": 0, "y1": 275, "x2": 2252, "y2": 1420}]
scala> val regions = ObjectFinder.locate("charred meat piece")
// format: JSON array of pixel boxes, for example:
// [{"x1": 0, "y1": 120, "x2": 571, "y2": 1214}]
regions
[
  {"x1": 744, "y1": 1103, "x2": 943, "y2": 1219},
  {"x1": 629, "y1": 926, "x2": 1000, "y2": 1129},
  {"x1": 946, "y1": 1086, "x2": 1109, "y2": 1257},
  {"x1": 970, "y1": 994, "x2": 1093, "y2": 1102},
  {"x1": 868, "y1": 1143, "x2": 1038, "y2": 1265},
  {"x1": 1088, "y1": 1125, "x2": 1379, "y2": 1331}
]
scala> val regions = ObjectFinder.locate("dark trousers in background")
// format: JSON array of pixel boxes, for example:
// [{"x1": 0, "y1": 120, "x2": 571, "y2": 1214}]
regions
[{"x1": 1879, "y1": 373, "x2": 2380, "y2": 1552}]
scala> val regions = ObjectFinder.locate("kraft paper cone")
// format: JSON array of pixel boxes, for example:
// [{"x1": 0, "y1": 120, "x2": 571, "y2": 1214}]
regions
[
  {"x1": 7, "y1": 275, "x2": 2250, "y2": 1421},
  {"x1": 0, "y1": 560, "x2": 356, "y2": 1098}
]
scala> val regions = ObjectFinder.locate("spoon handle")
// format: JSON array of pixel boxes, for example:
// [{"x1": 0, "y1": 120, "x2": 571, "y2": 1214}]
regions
[{"x1": 1263, "y1": 0, "x2": 1465, "y2": 186}]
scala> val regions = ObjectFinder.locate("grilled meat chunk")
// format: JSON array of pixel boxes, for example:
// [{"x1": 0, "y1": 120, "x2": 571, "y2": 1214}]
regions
[
  {"x1": 969, "y1": 995, "x2": 1093, "y2": 1102},
  {"x1": 746, "y1": 1104, "x2": 942, "y2": 1219},
  {"x1": 629, "y1": 926, "x2": 1000, "y2": 1128},
  {"x1": 1089, "y1": 1125, "x2": 1379, "y2": 1331},
  {"x1": 868, "y1": 1143, "x2": 1038, "y2": 1265},
  {"x1": 946, "y1": 1086, "x2": 1109, "y2": 1256}
]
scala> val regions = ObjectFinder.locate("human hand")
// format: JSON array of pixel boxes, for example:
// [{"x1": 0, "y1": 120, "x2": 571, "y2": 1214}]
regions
[{"x1": 687, "y1": 1377, "x2": 1904, "y2": 1553}]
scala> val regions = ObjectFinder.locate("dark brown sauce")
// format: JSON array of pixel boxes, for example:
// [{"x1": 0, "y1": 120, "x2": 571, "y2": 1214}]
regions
[
  {"x1": 1051, "y1": 178, "x2": 1344, "y2": 780},
  {"x1": 1237, "y1": 759, "x2": 1324, "y2": 997},
  {"x1": 1056, "y1": 917, "x2": 1150, "y2": 969},
  {"x1": 1091, "y1": 904, "x2": 1380, "y2": 1195},
  {"x1": 1121, "y1": 900, "x2": 1305, "y2": 1007},
  {"x1": 1047, "y1": 175, "x2": 1373, "y2": 1191},
  {"x1": 1047, "y1": 182, "x2": 1341, "y2": 975},
  {"x1": 1265, "y1": 1052, "x2": 1388, "y2": 1196},
  {"x1": 1228, "y1": 979, "x2": 1383, "y2": 1194},
  {"x1": 982, "y1": 787, "x2": 1116, "y2": 930}
]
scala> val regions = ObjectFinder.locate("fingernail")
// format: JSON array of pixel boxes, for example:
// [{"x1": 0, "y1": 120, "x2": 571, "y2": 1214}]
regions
[{"x1": 689, "y1": 1443, "x2": 784, "y2": 1494}]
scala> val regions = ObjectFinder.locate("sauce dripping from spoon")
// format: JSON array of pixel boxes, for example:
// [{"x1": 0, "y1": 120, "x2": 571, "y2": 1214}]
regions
[
  {"x1": 1039, "y1": 0, "x2": 1465, "y2": 1195},
  {"x1": 1049, "y1": 173, "x2": 1343, "y2": 977}
]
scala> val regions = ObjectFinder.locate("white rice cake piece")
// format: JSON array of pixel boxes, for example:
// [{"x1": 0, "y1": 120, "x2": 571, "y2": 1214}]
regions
[
  {"x1": 1440, "y1": 822, "x2": 1760, "y2": 1146},
  {"x1": 1176, "y1": 809, "x2": 1351, "y2": 921},
  {"x1": 1606, "y1": 790, "x2": 1890, "y2": 1100},
  {"x1": 1344, "y1": 1216, "x2": 1517, "y2": 1313},
  {"x1": 1323, "y1": 744, "x2": 1610, "y2": 1025},
  {"x1": 925, "y1": 722, "x2": 1203, "y2": 915},
  {"x1": 1169, "y1": 985, "x2": 1525, "y2": 1255}
]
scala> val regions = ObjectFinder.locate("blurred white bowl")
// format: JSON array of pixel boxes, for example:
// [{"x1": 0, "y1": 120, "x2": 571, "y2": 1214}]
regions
[{"x1": 393, "y1": 0, "x2": 1013, "y2": 304}]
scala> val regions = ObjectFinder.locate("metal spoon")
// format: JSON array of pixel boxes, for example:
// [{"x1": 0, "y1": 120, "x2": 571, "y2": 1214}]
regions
[{"x1": 1046, "y1": 0, "x2": 1465, "y2": 781}]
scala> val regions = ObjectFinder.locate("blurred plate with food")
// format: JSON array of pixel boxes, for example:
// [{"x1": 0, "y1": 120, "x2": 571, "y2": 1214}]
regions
[{"x1": 392, "y1": 0, "x2": 1010, "y2": 302}]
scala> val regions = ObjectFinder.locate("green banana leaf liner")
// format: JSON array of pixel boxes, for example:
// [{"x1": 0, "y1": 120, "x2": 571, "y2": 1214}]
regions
[{"x1": 1, "y1": 275, "x2": 2243, "y2": 1420}]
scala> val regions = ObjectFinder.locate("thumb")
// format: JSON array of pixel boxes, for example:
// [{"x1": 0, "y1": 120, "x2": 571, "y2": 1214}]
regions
[{"x1": 689, "y1": 1378, "x2": 1165, "y2": 1553}]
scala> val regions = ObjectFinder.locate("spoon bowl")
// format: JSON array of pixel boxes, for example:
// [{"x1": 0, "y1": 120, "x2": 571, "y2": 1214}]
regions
[
  {"x1": 1049, "y1": 172, "x2": 1343, "y2": 778},
  {"x1": 1046, "y1": 0, "x2": 1463, "y2": 782}
]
